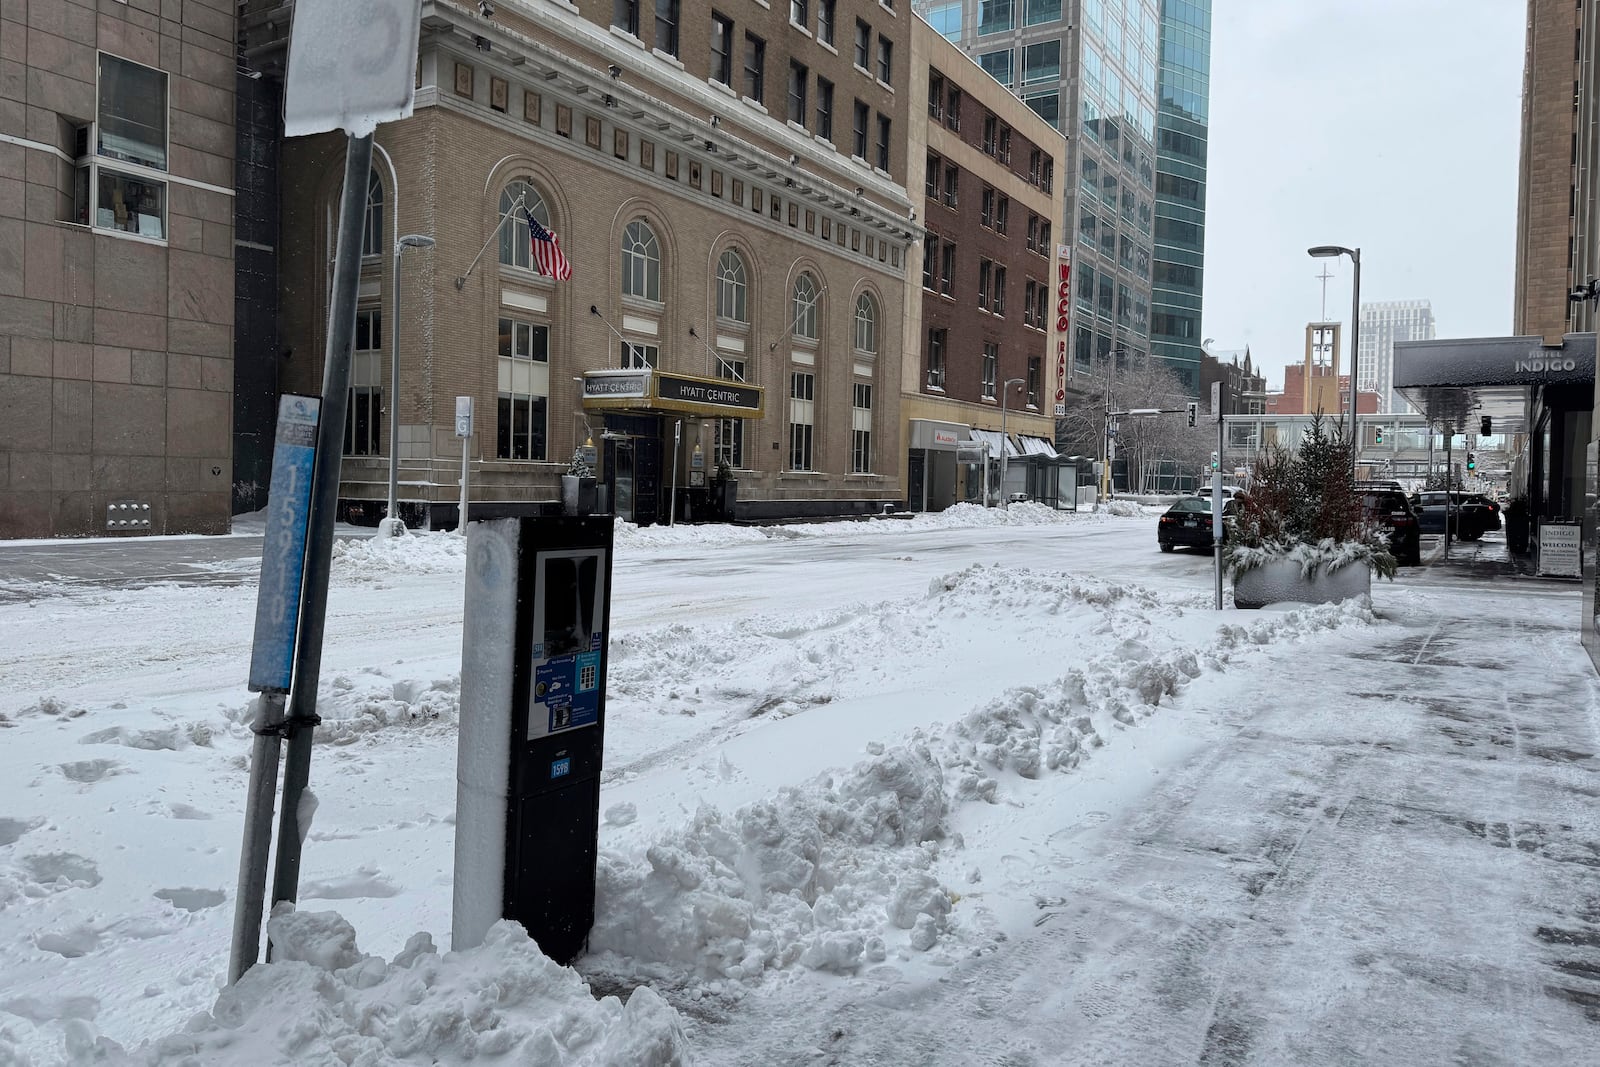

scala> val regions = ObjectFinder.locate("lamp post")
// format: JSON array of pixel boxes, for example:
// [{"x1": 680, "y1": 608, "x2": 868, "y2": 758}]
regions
[
  {"x1": 999, "y1": 377, "x2": 1024, "y2": 506},
  {"x1": 1307, "y1": 244, "x2": 1361, "y2": 468},
  {"x1": 385, "y1": 233, "x2": 436, "y2": 536}
]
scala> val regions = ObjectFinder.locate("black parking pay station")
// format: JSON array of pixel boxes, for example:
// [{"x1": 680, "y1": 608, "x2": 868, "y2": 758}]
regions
[{"x1": 453, "y1": 504, "x2": 613, "y2": 964}]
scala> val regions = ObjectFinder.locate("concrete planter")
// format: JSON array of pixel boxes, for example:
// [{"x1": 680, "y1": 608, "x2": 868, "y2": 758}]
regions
[{"x1": 1232, "y1": 557, "x2": 1372, "y2": 610}]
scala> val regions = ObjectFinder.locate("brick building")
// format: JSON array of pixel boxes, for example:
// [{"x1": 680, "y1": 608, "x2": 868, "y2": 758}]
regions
[
  {"x1": 903, "y1": 17, "x2": 1063, "y2": 510},
  {"x1": 0, "y1": 0, "x2": 237, "y2": 538}
]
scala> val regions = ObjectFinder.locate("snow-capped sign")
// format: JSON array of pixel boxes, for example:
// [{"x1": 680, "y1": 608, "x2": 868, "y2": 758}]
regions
[{"x1": 283, "y1": 0, "x2": 422, "y2": 138}]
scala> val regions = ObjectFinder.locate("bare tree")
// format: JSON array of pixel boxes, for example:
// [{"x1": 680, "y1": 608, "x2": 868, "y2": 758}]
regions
[{"x1": 1057, "y1": 352, "x2": 1215, "y2": 492}]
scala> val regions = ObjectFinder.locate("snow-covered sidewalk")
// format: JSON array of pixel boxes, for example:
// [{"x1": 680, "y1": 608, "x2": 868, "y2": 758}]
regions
[{"x1": 1, "y1": 504, "x2": 1594, "y2": 1064}]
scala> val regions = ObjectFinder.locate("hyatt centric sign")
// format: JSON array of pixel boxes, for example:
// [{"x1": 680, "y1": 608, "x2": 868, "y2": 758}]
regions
[{"x1": 655, "y1": 373, "x2": 761, "y2": 412}]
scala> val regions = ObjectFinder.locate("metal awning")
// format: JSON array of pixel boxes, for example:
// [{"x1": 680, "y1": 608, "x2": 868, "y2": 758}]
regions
[
  {"x1": 1393, "y1": 333, "x2": 1595, "y2": 434},
  {"x1": 968, "y1": 429, "x2": 1021, "y2": 458},
  {"x1": 1017, "y1": 435, "x2": 1059, "y2": 458}
]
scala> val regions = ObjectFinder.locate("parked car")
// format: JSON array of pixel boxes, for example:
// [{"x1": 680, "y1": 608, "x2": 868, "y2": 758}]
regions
[
  {"x1": 1360, "y1": 487, "x2": 1422, "y2": 566},
  {"x1": 1411, "y1": 490, "x2": 1492, "y2": 540},
  {"x1": 1459, "y1": 493, "x2": 1503, "y2": 532},
  {"x1": 1158, "y1": 496, "x2": 1235, "y2": 552},
  {"x1": 1191, "y1": 485, "x2": 1245, "y2": 498}
]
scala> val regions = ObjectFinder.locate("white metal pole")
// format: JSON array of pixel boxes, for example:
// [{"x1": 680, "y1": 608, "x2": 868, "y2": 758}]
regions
[{"x1": 459, "y1": 436, "x2": 470, "y2": 530}]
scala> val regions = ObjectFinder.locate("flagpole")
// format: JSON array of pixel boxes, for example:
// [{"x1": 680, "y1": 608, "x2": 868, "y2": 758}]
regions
[{"x1": 453, "y1": 192, "x2": 528, "y2": 291}]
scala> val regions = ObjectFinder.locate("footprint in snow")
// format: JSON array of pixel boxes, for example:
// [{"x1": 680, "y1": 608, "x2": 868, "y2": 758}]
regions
[
  {"x1": 0, "y1": 816, "x2": 44, "y2": 846},
  {"x1": 154, "y1": 887, "x2": 226, "y2": 912},
  {"x1": 58, "y1": 758, "x2": 127, "y2": 784},
  {"x1": 166, "y1": 803, "x2": 213, "y2": 821},
  {"x1": 35, "y1": 923, "x2": 102, "y2": 958},
  {"x1": 300, "y1": 867, "x2": 402, "y2": 900},
  {"x1": 21, "y1": 852, "x2": 102, "y2": 890}
]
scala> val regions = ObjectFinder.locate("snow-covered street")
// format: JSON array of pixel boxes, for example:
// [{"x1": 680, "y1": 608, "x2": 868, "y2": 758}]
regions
[{"x1": 1, "y1": 505, "x2": 1596, "y2": 1065}]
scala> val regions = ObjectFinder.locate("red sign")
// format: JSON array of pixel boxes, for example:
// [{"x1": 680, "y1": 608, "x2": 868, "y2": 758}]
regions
[{"x1": 1054, "y1": 254, "x2": 1071, "y2": 404}]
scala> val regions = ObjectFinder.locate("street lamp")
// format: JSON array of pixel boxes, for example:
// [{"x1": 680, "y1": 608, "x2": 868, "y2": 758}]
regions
[
  {"x1": 384, "y1": 233, "x2": 436, "y2": 536},
  {"x1": 999, "y1": 377, "x2": 1025, "y2": 506},
  {"x1": 1307, "y1": 244, "x2": 1361, "y2": 467}
]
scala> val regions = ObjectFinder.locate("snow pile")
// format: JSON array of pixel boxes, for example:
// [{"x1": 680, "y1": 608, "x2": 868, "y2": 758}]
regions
[
  {"x1": 105, "y1": 910, "x2": 689, "y2": 1066},
  {"x1": 902, "y1": 501, "x2": 1075, "y2": 529},
  {"x1": 587, "y1": 568, "x2": 1376, "y2": 994},
  {"x1": 1100, "y1": 499, "x2": 1149, "y2": 518},
  {"x1": 331, "y1": 530, "x2": 467, "y2": 581},
  {"x1": 590, "y1": 742, "x2": 951, "y2": 982}
]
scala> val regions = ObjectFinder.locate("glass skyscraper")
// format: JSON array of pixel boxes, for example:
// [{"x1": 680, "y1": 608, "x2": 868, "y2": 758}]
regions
[
  {"x1": 1149, "y1": 0, "x2": 1210, "y2": 392},
  {"x1": 918, "y1": 0, "x2": 1162, "y2": 382}
]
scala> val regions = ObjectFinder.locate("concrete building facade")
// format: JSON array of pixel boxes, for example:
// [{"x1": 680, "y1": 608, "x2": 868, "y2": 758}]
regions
[
  {"x1": 904, "y1": 16, "x2": 1064, "y2": 510},
  {"x1": 245, "y1": 0, "x2": 920, "y2": 525},
  {"x1": 0, "y1": 0, "x2": 238, "y2": 539}
]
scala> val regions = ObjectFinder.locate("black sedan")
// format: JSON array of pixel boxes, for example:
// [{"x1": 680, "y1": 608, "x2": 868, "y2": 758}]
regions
[{"x1": 1158, "y1": 496, "x2": 1233, "y2": 552}]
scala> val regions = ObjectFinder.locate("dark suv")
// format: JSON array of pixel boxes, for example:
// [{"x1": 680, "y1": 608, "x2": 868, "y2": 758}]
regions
[
  {"x1": 1412, "y1": 491, "x2": 1491, "y2": 541},
  {"x1": 1361, "y1": 488, "x2": 1422, "y2": 566}
]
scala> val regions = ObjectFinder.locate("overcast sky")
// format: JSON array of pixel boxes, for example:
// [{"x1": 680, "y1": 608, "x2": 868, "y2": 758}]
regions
[{"x1": 1202, "y1": 0, "x2": 1527, "y2": 388}]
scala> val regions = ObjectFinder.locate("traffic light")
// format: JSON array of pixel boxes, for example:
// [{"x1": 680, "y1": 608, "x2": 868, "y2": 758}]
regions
[
  {"x1": 1374, "y1": 426, "x2": 1384, "y2": 445},
  {"x1": 1467, "y1": 452, "x2": 1476, "y2": 471},
  {"x1": 1186, "y1": 401, "x2": 1197, "y2": 428},
  {"x1": 1480, "y1": 415, "x2": 1492, "y2": 437},
  {"x1": 1210, "y1": 450, "x2": 1220, "y2": 472}
]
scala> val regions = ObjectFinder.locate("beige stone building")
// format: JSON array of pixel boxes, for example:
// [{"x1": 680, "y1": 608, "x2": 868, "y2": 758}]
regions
[
  {"x1": 0, "y1": 0, "x2": 237, "y2": 538},
  {"x1": 254, "y1": 0, "x2": 921, "y2": 526}
]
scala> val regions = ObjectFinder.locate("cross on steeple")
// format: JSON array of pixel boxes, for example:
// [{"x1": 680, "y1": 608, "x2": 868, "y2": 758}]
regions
[{"x1": 1316, "y1": 264, "x2": 1336, "y2": 320}]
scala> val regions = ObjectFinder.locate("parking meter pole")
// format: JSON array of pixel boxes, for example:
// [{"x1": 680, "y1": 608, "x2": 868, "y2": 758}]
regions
[{"x1": 270, "y1": 131, "x2": 374, "y2": 925}]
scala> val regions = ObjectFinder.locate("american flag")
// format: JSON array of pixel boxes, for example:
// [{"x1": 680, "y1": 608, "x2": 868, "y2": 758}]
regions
[{"x1": 523, "y1": 204, "x2": 572, "y2": 280}]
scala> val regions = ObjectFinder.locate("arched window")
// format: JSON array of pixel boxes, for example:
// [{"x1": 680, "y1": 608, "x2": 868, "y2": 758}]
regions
[
  {"x1": 716, "y1": 250, "x2": 748, "y2": 322},
  {"x1": 854, "y1": 292, "x2": 878, "y2": 354},
  {"x1": 622, "y1": 220, "x2": 661, "y2": 300},
  {"x1": 792, "y1": 273, "x2": 819, "y2": 340},
  {"x1": 498, "y1": 180, "x2": 553, "y2": 270},
  {"x1": 361, "y1": 169, "x2": 384, "y2": 257}
]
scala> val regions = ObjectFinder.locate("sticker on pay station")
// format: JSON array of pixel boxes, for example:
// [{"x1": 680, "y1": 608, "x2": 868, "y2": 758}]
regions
[{"x1": 529, "y1": 548, "x2": 606, "y2": 739}]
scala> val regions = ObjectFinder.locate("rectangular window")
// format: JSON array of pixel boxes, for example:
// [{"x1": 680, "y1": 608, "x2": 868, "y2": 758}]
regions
[
  {"x1": 716, "y1": 357, "x2": 746, "y2": 468},
  {"x1": 983, "y1": 114, "x2": 997, "y2": 155},
  {"x1": 852, "y1": 382, "x2": 873, "y2": 473},
  {"x1": 940, "y1": 241, "x2": 955, "y2": 296},
  {"x1": 923, "y1": 235, "x2": 938, "y2": 289},
  {"x1": 1024, "y1": 279, "x2": 1037, "y2": 326},
  {"x1": 875, "y1": 114, "x2": 891, "y2": 171},
  {"x1": 981, "y1": 186, "x2": 994, "y2": 227},
  {"x1": 620, "y1": 341, "x2": 659, "y2": 368},
  {"x1": 925, "y1": 153, "x2": 940, "y2": 197},
  {"x1": 815, "y1": 77, "x2": 834, "y2": 140},
  {"x1": 344, "y1": 308, "x2": 383, "y2": 456},
  {"x1": 498, "y1": 316, "x2": 551, "y2": 362},
  {"x1": 494, "y1": 317, "x2": 549, "y2": 461},
  {"x1": 946, "y1": 88, "x2": 962, "y2": 130},
  {"x1": 995, "y1": 195, "x2": 1009, "y2": 235},
  {"x1": 855, "y1": 20, "x2": 871, "y2": 68},
  {"x1": 1025, "y1": 0, "x2": 1060, "y2": 25},
  {"x1": 978, "y1": 50, "x2": 1012, "y2": 87},
  {"x1": 711, "y1": 13, "x2": 734, "y2": 84},
  {"x1": 982, "y1": 343, "x2": 998, "y2": 398},
  {"x1": 81, "y1": 54, "x2": 170, "y2": 240},
  {"x1": 791, "y1": 0, "x2": 808, "y2": 26},
  {"x1": 1022, "y1": 39, "x2": 1060, "y2": 83},
  {"x1": 1027, "y1": 356, "x2": 1041, "y2": 407},
  {"x1": 613, "y1": 0, "x2": 640, "y2": 36},
  {"x1": 978, "y1": 259, "x2": 991, "y2": 309},
  {"x1": 790, "y1": 372, "x2": 815, "y2": 470},
  {"x1": 877, "y1": 37, "x2": 893, "y2": 83},
  {"x1": 654, "y1": 0, "x2": 679, "y2": 56},
  {"x1": 1034, "y1": 277, "x2": 1047, "y2": 324},
  {"x1": 853, "y1": 99, "x2": 869, "y2": 158},
  {"x1": 928, "y1": 71, "x2": 945, "y2": 118},
  {"x1": 1027, "y1": 213, "x2": 1038, "y2": 252},
  {"x1": 1028, "y1": 148, "x2": 1041, "y2": 184},
  {"x1": 496, "y1": 394, "x2": 548, "y2": 462},
  {"x1": 943, "y1": 163, "x2": 958, "y2": 207},
  {"x1": 817, "y1": 0, "x2": 835, "y2": 45},
  {"x1": 788, "y1": 61, "x2": 808, "y2": 125},
  {"x1": 978, "y1": 0, "x2": 1013, "y2": 35},
  {"x1": 993, "y1": 266, "x2": 1006, "y2": 315},
  {"x1": 998, "y1": 127, "x2": 1011, "y2": 164},
  {"x1": 744, "y1": 33, "x2": 765, "y2": 102},
  {"x1": 1039, "y1": 220, "x2": 1050, "y2": 249},
  {"x1": 927, "y1": 327, "x2": 947, "y2": 388}
]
